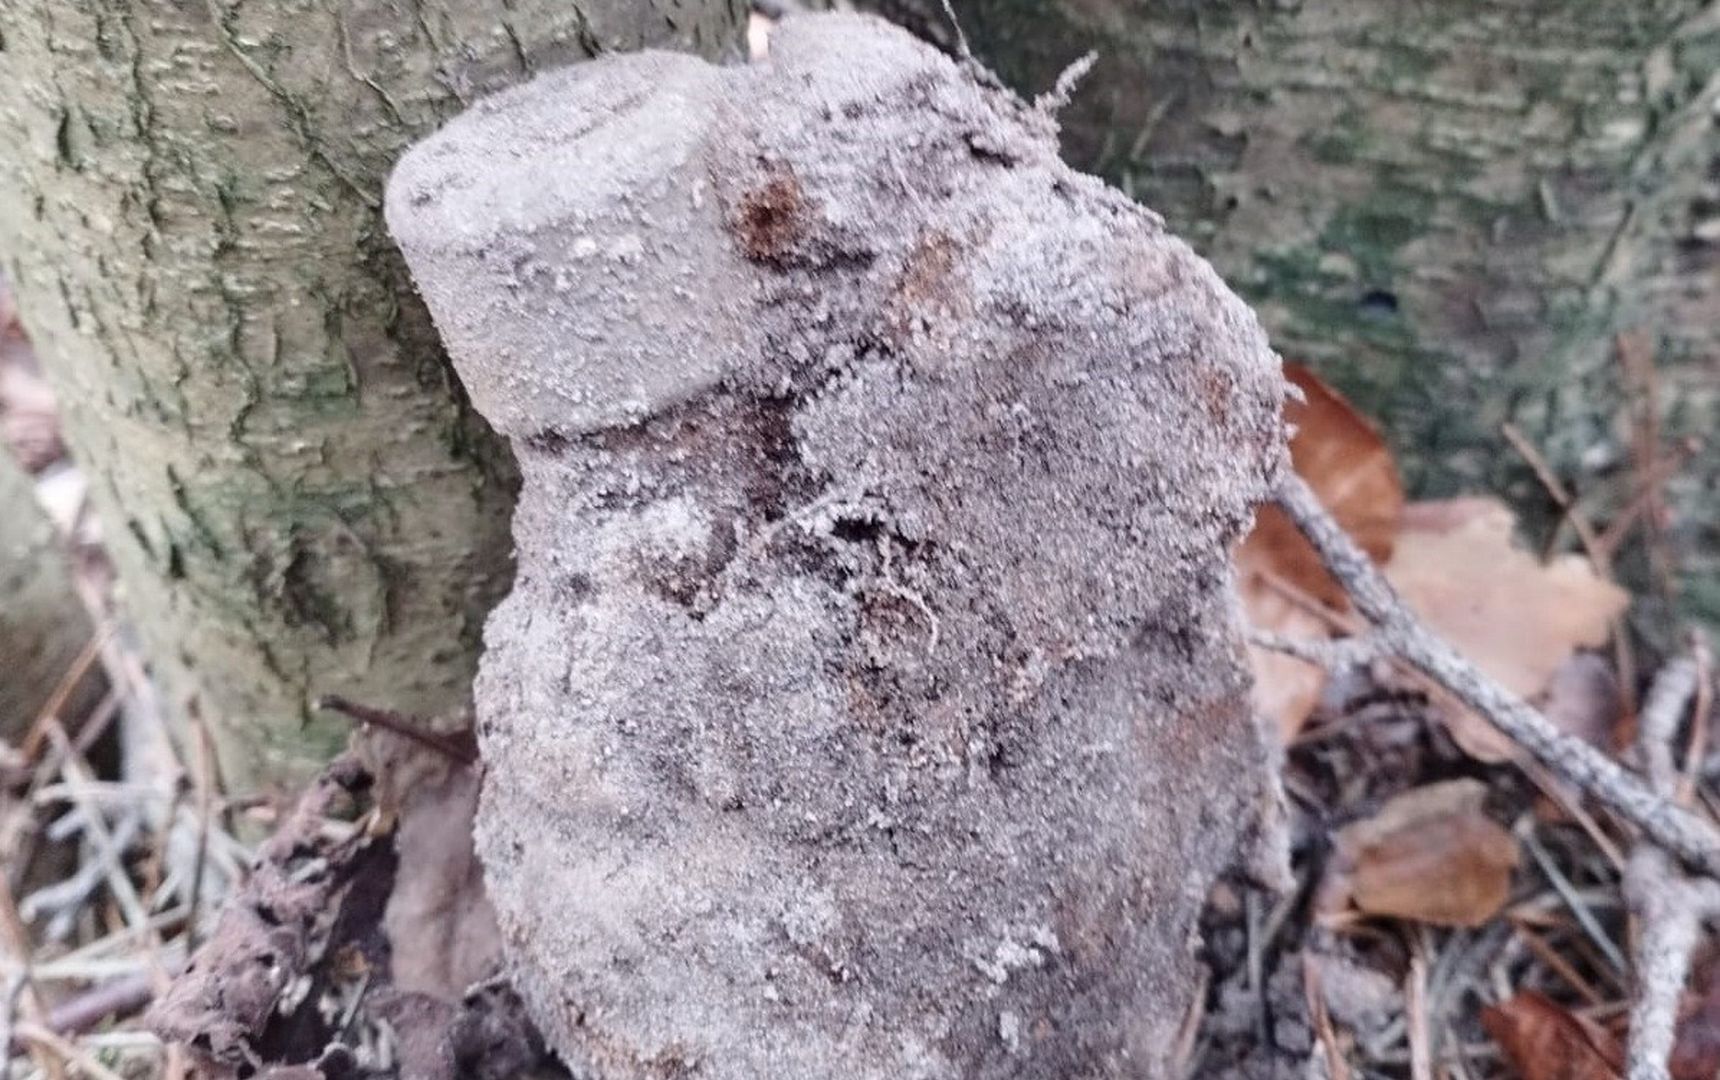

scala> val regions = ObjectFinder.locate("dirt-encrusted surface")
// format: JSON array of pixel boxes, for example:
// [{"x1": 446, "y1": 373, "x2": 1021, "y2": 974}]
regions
[{"x1": 387, "y1": 14, "x2": 1290, "y2": 1079}]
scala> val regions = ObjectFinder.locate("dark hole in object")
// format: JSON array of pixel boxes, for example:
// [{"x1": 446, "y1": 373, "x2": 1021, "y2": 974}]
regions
[
  {"x1": 526, "y1": 428, "x2": 571, "y2": 454},
  {"x1": 831, "y1": 516, "x2": 884, "y2": 544},
  {"x1": 1358, "y1": 289, "x2": 1399, "y2": 317},
  {"x1": 126, "y1": 519, "x2": 155, "y2": 560},
  {"x1": 966, "y1": 135, "x2": 1017, "y2": 167},
  {"x1": 560, "y1": 572, "x2": 594, "y2": 604}
]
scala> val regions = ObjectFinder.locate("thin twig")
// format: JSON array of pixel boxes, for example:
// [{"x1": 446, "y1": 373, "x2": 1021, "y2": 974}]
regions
[
  {"x1": 1678, "y1": 640, "x2": 1713, "y2": 805},
  {"x1": 3, "y1": 972, "x2": 156, "y2": 1060},
  {"x1": 1248, "y1": 630, "x2": 1390, "y2": 670},
  {"x1": 936, "y1": 0, "x2": 971, "y2": 61},
  {"x1": 1170, "y1": 964, "x2": 1209, "y2": 1079},
  {"x1": 1498, "y1": 421, "x2": 1643, "y2": 704},
  {"x1": 1625, "y1": 848, "x2": 1705, "y2": 1080},
  {"x1": 1304, "y1": 957, "x2": 1353, "y2": 1080},
  {"x1": 316, "y1": 695, "x2": 477, "y2": 766},
  {"x1": 1273, "y1": 472, "x2": 1720, "y2": 879},
  {"x1": 185, "y1": 708, "x2": 216, "y2": 953},
  {"x1": 18, "y1": 630, "x2": 111, "y2": 762},
  {"x1": 1517, "y1": 828, "x2": 1627, "y2": 976},
  {"x1": 1036, "y1": 51, "x2": 1097, "y2": 115},
  {"x1": 43, "y1": 972, "x2": 154, "y2": 1039},
  {"x1": 1519, "y1": 759, "x2": 1628, "y2": 872},
  {"x1": 0, "y1": 855, "x2": 60, "y2": 1080},
  {"x1": 12, "y1": 1021, "x2": 130, "y2": 1080},
  {"x1": 1593, "y1": 446, "x2": 1697, "y2": 564},
  {"x1": 1614, "y1": 331, "x2": 1676, "y2": 599},
  {"x1": 1406, "y1": 940, "x2": 1433, "y2": 1080},
  {"x1": 1255, "y1": 569, "x2": 1366, "y2": 634},
  {"x1": 40, "y1": 722, "x2": 150, "y2": 933},
  {"x1": 1444, "y1": 1021, "x2": 1480, "y2": 1080},
  {"x1": 21, "y1": 813, "x2": 143, "y2": 940},
  {"x1": 1507, "y1": 919, "x2": 1605, "y2": 1006},
  {"x1": 1501, "y1": 422, "x2": 1608, "y2": 574}
]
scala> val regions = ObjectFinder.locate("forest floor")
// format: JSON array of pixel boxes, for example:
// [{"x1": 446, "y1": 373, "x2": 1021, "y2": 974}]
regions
[{"x1": 0, "y1": 268, "x2": 1715, "y2": 1080}]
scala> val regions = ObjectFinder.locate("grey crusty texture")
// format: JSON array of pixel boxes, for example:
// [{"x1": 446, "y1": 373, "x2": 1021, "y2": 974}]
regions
[{"x1": 387, "y1": 14, "x2": 1289, "y2": 1079}]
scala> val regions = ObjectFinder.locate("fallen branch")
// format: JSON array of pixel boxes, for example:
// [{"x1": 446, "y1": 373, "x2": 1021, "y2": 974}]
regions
[
  {"x1": 1625, "y1": 848, "x2": 1708, "y2": 1080},
  {"x1": 1270, "y1": 472, "x2": 1720, "y2": 880},
  {"x1": 1623, "y1": 642, "x2": 1719, "y2": 1080},
  {"x1": 1639, "y1": 653, "x2": 1704, "y2": 793},
  {"x1": 1269, "y1": 471, "x2": 1720, "y2": 1078}
]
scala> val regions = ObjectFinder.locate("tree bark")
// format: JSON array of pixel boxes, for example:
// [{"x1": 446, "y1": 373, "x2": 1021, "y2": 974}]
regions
[
  {"x1": 0, "y1": 0, "x2": 745, "y2": 791},
  {"x1": 954, "y1": 0, "x2": 1720, "y2": 632},
  {"x1": 0, "y1": 448, "x2": 95, "y2": 737}
]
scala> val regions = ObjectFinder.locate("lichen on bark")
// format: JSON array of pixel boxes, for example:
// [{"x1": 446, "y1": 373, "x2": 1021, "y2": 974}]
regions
[{"x1": 0, "y1": 0, "x2": 746, "y2": 791}]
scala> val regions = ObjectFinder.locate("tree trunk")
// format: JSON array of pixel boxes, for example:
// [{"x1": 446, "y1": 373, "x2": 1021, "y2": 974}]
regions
[
  {"x1": 0, "y1": 0, "x2": 745, "y2": 792},
  {"x1": 954, "y1": 0, "x2": 1720, "y2": 632},
  {"x1": 0, "y1": 448, "x2": 96, "y2": 737}
]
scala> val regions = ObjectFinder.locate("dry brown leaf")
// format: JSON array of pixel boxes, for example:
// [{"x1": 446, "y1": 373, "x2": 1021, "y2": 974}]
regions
[
  {"x1": 1540, "y1": 652, "x2": 1625, "y2": 753},
  {"x1": 358, "y1": 727, "x2": 502, "y2": 1002},
  {"x1": 1668, "y1": 949, "x2": 1720, "y2": 1080},
  {"x1": 1243, "y1": 363, "x2": 1403, "y2": 606},
  {"x1": 1239, "y1": 363, "x2": 1401, "y2": 609},
  {"x1": 1673, "y1": 991, "x2": 1720, "y2": 1080},
  {"x1": 1483, "y1": 990, "x2": 1623, "y2": 1080},
  {"x1": 1328, "y1": 779, "x2": 1519, "y2": 928},
  {"x1": 1243, "y1": 583, "x2": 1334, "y2": 741},
  {"x1": 1386, "y1": 499, "x2": 1630, "y2": 762},
  {"x1": 1237, "y1": 362, "x2": 1403, "y2": 739},
  {"x1": 151, "y1": 740, "x2": 546, "y2": 1079}
]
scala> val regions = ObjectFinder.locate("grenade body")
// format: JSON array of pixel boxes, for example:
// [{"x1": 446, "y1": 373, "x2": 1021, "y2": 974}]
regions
[{"x1": 387, "y1": 16, "x2": 1287, "y2": 1077}]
